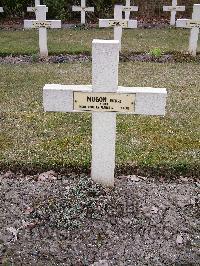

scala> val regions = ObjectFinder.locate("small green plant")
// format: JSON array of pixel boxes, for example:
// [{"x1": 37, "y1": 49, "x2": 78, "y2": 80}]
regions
[
  {"x1": 31, "y1": 54, "x2": 39, "y2": 62},
  {"x1": 149, "y1": 48, "x2": 162, "y2": 57}
]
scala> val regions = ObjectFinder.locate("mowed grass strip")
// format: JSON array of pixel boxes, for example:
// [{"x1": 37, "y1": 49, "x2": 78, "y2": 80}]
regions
[
  {"x1": 0, "y1": 28, "x2": 198, "y2": 56},
  {"x1": 0, "y1": 61, "x2": 199, "y2": 176}
]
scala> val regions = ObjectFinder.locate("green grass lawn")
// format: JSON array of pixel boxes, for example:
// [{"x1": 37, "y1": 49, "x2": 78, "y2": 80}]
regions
[
  {"x1": 0, "y1": 28, "x2": 199, "y2": 55},
  {"x1": 0, "y1": 61, "x2": 199, "y2": 177}
]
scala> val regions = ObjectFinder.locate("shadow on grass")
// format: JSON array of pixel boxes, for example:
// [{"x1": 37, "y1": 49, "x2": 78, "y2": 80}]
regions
[{"x1": 0, "y1": 161, "x2": 199, "y2": 179}]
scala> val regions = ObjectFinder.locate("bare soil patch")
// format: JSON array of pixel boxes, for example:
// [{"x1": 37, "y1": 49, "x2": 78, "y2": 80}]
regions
[
  {"x1": 0, "y1": 52, "x2": 199, "y2": 64},
  {"x1": 0, "y1": 172, "x2": 199, "y2": 265}
]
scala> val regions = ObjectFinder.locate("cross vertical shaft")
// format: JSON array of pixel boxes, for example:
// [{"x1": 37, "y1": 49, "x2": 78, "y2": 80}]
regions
[
  {"x1": 81, "y1": 0, "x2": 86, "y2": 24},
  {"x1": 91, "y1": 40, "x2": 119, "y2": 187},
  {"x1": 125, "y1": 0, "x2": 131, "y2": 20},
  {"x1": 35, "y1": 0, "x2": 40, "y2": 6},
  {"x1": 114, "y1": 5, "x2": 123, "y2": 51},
  {"x1": 36, "y1": 5, "x2": 48, "y2": 57},
  {"x1": 189, "y1": 4, "x2": 200, "y2": 56},
  {"x1": 170, "y1": 0, "x2": 177, "y2": 25}
]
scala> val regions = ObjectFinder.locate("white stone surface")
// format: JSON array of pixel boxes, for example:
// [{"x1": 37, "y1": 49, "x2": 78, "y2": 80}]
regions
[
  {"x1": 0, "y1": 7, "x2": 3, "y2": 12},
  {"x1": 176, "y1": 4, "x2": 200, "y2": 56},
  {"x1": 99, "y1": 19, "x2": 137, "y2": 28},
  {"x1": 163, "y1": 0, "x2": 185, "y2": 26},
  {"x1": 72, "y1": 0, "x2": 94, "y2": 24},
  {"x1": 24, "y1": 5, "x2": 61, "y2": 57},
  {"x1": 91, "y1": 40, "x2": 119, "y2": 187},
  {"x1": 43, "y1": 85, "x2": 167, "y2": 116},
  {"x1": 43, "y1": 85, "x2": 92, "y2": 112},
  {"x1": 43, "y1": 39, "x2": 167, "y2": 187},
  {"x1": 123, "y1": 0, "x2": 138, "y2": 20},
  {"x1": 99, "y1": 5, "x2": 137, "y2": 51},
  {"x1": 24, "y1": 20, "x2": 61, "y2": 29}
]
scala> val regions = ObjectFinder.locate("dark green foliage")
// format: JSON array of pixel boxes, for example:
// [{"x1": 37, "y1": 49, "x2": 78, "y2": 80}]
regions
[
  {"x1": 0, "y1": 0, "x2": 199, "y2": 20},
  {"x1": 1, "y1": 0, "x2": 28, "y2": 17}
]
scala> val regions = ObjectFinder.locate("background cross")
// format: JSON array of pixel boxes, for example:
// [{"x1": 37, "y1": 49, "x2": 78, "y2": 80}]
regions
[
  {"x1": 72, "y1": 0, "x2": 94, "y2": 24},
  {"x1": 163, "y1": 0, "x2": 185, "y2": 26},
  {"x1": 176, "y1": 4, "x2": 200, "y2": 56},
  {"x1": 123, "y1": 0, "x2": 138, "y2": 20},
  {"x1": 99, "y1": 5, "x2": 137, "y2": 51}
]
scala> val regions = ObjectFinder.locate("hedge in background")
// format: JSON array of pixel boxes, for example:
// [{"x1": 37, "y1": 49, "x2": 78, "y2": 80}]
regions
[{"x1": 0, "y1": 0, "x2": 199, "y2": 21}]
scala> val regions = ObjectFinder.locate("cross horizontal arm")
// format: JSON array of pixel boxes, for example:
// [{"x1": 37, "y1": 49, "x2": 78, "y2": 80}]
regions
[
  {"x1": 176, "y1": 19, "x2": 200, "y2": 28},
  {"x1": 24, "y1": 20, "x2": 61, "y2": 29},
  {"x1": 85, "y1": 7, "x2": 94, "y2": 12},
  {"x1": 72, "y1": 6, "x2": 83, "y2": 11},
  {"x1": 99, "y1": 19, "x2": 137, "y2": 28},
  {"x1": 43, "y1": 84, "x2": 167, "y2": 116},
  {"x1": 122, "y1": 6, "x2": 138, "y2": 12},
  {"x1": 163, "y1": 6, "x2": 185, "y2": 12},
  {"x1": 27, "y1": 6, "x2": 48, "y2": 12},
  {"x1": 72, "y1": 6, "x2": 94, "y2": 12}
]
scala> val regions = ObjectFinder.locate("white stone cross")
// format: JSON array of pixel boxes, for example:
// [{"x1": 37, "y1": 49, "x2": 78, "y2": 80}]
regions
[
  {"x1": 176, "y1": 4, "x2": 200, "y2": 56},
  {"x1": 27, "y1": 0, "x2": 48, "y2": 13},
  {"x1": 72, "y1": 0, "x2": 94, "y2": 24},
  {"x1": 0, "y1": 7, "x2": 4, "y2": 13},
  {"x1": 163, "y1": 0, "x2": 185, "y2": 26},
  {"x1": 43, "y1": 39, "x2": 167, "y2": 187},
  {"x1": 123, "y1": 0, "x2": 138, "y2": 20},
  {"x1": 99, "y1": 5, "x2": 137, "y2": 51},
  {"x1": 24, "y1": 5, "x2": 61, "y2": 57}
]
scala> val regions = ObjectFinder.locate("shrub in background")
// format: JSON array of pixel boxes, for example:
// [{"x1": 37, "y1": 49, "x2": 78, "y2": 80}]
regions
[{"x1": 0, "y1": 0, "x2": 197, "y2": 20}]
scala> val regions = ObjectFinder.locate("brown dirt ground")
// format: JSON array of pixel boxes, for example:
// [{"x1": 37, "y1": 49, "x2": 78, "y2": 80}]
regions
[
  {"x1": 0, "y1": 53, "x2": 199, "y2": 64},
  {"x1": 0, "y1": 171, "x2": 199, "y2": 266}
]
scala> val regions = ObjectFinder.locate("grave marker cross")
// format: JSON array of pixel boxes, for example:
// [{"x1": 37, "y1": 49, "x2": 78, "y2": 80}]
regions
[
  {"x1": 99, "y1": 5, "x2": 137, "y2": 51},
  {"x1": 24, "y1": 5, "x2": 61, "y2": 57},
  {"x1": 163, "y1": 0, "x2": 185, "y2": 26},
  {"x1": 0, "y1": 7, "x2": 4, "y2": 13},
  {"x1": 123, "y1": 0, "x2": 138, "y2": 20},
  {"x1": 27, "y1": 0, "x2": 48, "y2": 14},
  {"x1": 43, "y1": 40, "x2": 167, "y2": 187},
  {"x1": 72, "y1": 0, "x2": 94, "y2": 25},
  {"x1": 176, "y1": 4, "x2": 200, "y2": 56}
]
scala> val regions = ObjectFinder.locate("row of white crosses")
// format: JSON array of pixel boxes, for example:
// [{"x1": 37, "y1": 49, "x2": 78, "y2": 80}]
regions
[
  {"x1": 72, "y1": 0, "x2": 185, "y2": 26},
  {"x1": 99, "y1": 5, "x2": 138, "y2": 51},
  {"x1": 72, "y1": 0, "x2": 138, "y2": 25},
  {"x1": 24, "y1": 5, "x2": 61, "y2": 57},
  {"x1": 71, "y1": 0, "x2": 195, "y2": 28},
  {"x1": 23, "y1": 2, "x2": 200, "y2": 58},
  {"x1": 43, "y1": 39, "x2": 167, "y2": 187},
  {"x1": 176, "y1": 4, "x2": 200, "y2": 56}
]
